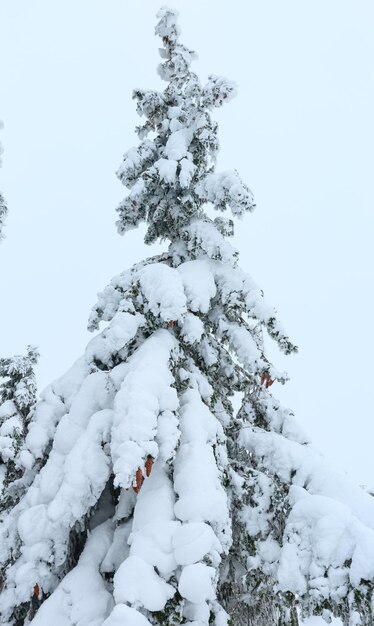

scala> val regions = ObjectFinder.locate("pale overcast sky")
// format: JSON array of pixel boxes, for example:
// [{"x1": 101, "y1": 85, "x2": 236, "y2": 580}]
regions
[{"x1": 0, "y1": 0, "x2": 373, "y2": 488}]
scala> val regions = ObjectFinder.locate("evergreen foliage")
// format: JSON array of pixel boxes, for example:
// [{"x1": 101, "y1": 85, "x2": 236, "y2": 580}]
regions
[
  {"x1": 0, "y1": 346, "x2": 39, "y2": 510},
  {"x1": 0, "y1": 7, "x2": 373, "y2": 626}
]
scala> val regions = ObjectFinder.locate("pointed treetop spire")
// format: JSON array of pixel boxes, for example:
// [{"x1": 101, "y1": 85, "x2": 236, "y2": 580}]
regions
[
  {"x1": 155, "y1": 5, "x2": 197, "y2": 81},
  {"x1": 155, "y1": 6, "x2": 181, "y2": 45}
]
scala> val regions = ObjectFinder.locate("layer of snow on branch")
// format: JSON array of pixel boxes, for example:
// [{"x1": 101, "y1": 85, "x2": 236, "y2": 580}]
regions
[
  {"x1": 30, "y1": 522, "x2": 114, "y2": 626},
  {"x1": 111, "y1": 330, "x2": 179, "y2": 489},
  {"x1": 163, "y1": 127, "x2": 193, "y2": 160},
  {"x1": 240, "y1": 426, "x2": 374, "y2": 601},
  {"x1": 182, "y1": 218, "x2": 238, "y2": 264},
  {"x1": 196, "y1": 170, "x2": 255, "y2": 216},
  {"x1": 174, "y1": 388, "x2": 229, "y2": 547},
  {"x1": 177, "y1": 259, "x2": 217, "y2": 313},
  {"x1": 103, "y1": 604, "x2": 152, "y2": 626},
  {"x1": 139, "y1": 263, "x2": 187, "y2": 322},
  {"x1": 114, "y1": 555, "x2": 174, "y2": 611},
  {"x1": 129, "y1": 465, "x2": 179, "y2": 577}
]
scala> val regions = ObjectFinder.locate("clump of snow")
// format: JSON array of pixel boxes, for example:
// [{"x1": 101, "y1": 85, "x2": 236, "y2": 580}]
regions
[
  {"x1": 103, "y1": 604, "x2": 152, "y2": 626},
  {"x1": 202, "y1": 75, "x2": 238, "y2": 109},
  {"x1": 180, "y1": 312, "x2": 205, "y2": 344},
  {"x1": 114, "y1": 555, "x2": 175, "y2": 611},
  {"x1": 116, "y1": 140, "x2": 158, "y2": 187},
  {"x1": 101, "y1": 521, "x2": 132, "y2": 574},
  {"x1": 181, "y1": 218, "x2": 238, "y2": 264},
  {"x1": 164, "y1": 127, "x2": 193, "y2": 160},
  {"x1": 179, "y1": 157, "x2": 196, "y2": 187},
  {"x1": 178, "y1": 563, "x2": 216, "y2": 603},
  {"x1": 173, "y1": 522, "x2": 221, "y2": 566},
  {"x1": 155, "y1": 158, "x2": 178, "y2": 183},
  {"x1": 196, "y1": 170, "x2": 255, "y2": 216},
  {"x1": 138, "y1": 263, "x2": 187, "y2": 322},
  {"x1": 178, "y1": 259, "x2": 217, "y2": 313},
  {"x1": 85, "y1": 312, "x2": 145, "y2": 365}
]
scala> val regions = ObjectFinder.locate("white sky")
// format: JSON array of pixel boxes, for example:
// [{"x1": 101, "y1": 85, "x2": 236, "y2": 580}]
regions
[{"x1": 0, "y1": 0, "x2": 373, "y2": 487}]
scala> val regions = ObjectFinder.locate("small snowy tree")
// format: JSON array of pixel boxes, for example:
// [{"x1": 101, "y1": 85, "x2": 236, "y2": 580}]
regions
[
  {"x1": 0, "y1": 121, "x2": 8, "y2": 243},
  {"x1": 0, "y1": 346, "x2": 39, "y2": 512},
  {"x1": 1, "y1": 7, "x2": 374, "y2": 626}
]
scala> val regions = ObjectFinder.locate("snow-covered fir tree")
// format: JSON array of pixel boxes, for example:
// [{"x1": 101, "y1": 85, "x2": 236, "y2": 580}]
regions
[
  {"x1": 1, "y1": 7, "x2": 374, "y2": 626},
  {"x1": 0, "y1": 346, "x2": 39, "y2": 512},
  {"x1": 0, "y1": 121, "x2": 8, "y2": 243}
]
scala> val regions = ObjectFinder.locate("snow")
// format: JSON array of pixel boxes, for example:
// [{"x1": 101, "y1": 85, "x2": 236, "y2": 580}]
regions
[
  {"x1": 196, "y1": 170, "x2": 255, "y2": 216},
  {"x1": 130, "y1": 519, "x2": 179, "y2": 576},
  {"x1": 277, "y1": 542, "x2": 307, "y2": 596},
  {"x1": 0, "y1": 436, "x2": 15, "y2": 462},
  {"x1": 116, "y1": 139, "x2": 157, "y2": 188},
  {"x1": 179, "y1": 157, "x2": 196, "y2": 187},
  {"x1": 180, "y1": 312, "x2": 205, "y2": 344},
  {"x1": 129, "y1": 466, "x2": 179, "y2": 576},
  {"x1": 111, "y1": 330, "x2": 179, "y2": 489},
  {"x1": 17, "y1": 504, "x2": 54, "y2": 545},
  {"x1": 30, "y1": 522, "x2": 114, "y2": 626},
  {"x1": 85, "y1": 311, "x2": 145, "y2": 365},
  {"x1": 173, "y1": 389, "x2": 229, "y2": 549},
  {"x1": 88, "y1": 257, "x2": 167, "y2": 330},
  {"x1": 178, "y1": 388, "x2": 223, "y2": 445},
  {"x1": 0, "y1": 370, "x2": 116, "y2": 612},
  {"x1": 113, "y1": 555, "x2": 175, "y2": 611},
  {"x1": 103, "y1": 604, "x2": 152, "y2": 626},
  {"x1": 301, "y1": 617, "x2": 343, "y2": 626},
  {"x1": 279, "y1": 489, "x2": 374, "y2": 592},
  {"x1": 178, "y1": 259, "x2": 217, "y2": 313},
  {"x1": 155, "y1": 157, "x2": 178, "y2": 183},
  {"x1": 156, "y1": 407, "x2": 180, "y2": 463},
  {"x1": 164, "y1": 127, "x2": 193, "y2": 160},
  {"x1": 202, "y1": 75, "x2": 238, "y2": 109},
  {"x1": 155, "y1": 6, "x2": 181, "y2": 44},
  {"x1": 101, "y1": 521, "x2": 132, "y2": 574},
  {"x1": 173, "y1": 522, "x2": 221, "y2": 566},
  {"x1": 25, "y1": 356, "x2": 91, "y2": 459},
  {"x1": 239, "y1": 422, "x2": 374, "y2": 612},
  {"x1": 0, "y1": 399, "x2": 17, "y2": 421},
  {"x1": 217, "y1": 318, "x2": 265, "y2": 374},
  {"x1": 138, "y1": 262, "x2": 187, "y2": 322},
  {"x1": 181, "y1": 218, "x2": 238, "y2": 264},
  {"x1": 239, "y1": 427, "x2": 374, "y2": 528},
  {"x1": 178, "y1": 563, "x2": 216, "y2": 603},
  {"x1": 18, "y1": 448, "x2": 34, "y2": 469},
  {"x1": 48, "y1": 411, "x2": 111, "y2": 523}
]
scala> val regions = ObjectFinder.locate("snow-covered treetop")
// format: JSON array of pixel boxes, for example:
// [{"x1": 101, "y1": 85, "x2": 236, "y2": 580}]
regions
[
  {"x1": 0, "y1": 345, "x2": 39, "y2": 416},
  {"x1": 116, "y1": 5, "x2": 254, "y2": 251},
  {"x1": 101, "y1": 6, "x2": 297, "y2": 359},
  {"x1": 0, "y1": 346, "x2": 39, "y2": 513},
  {"x1": 0, "y1": 120, "x2": 8, "y2": 243}
]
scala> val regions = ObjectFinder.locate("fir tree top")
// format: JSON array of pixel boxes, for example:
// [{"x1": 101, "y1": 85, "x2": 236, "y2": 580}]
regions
[
  {"x1": 116, "y1": 6, "x2": 254, "y2": 251},
  {"x1": 0, "y1": 345, "x2": 39, "y2": 416},
  {"x1": 0, "y1": 346, "x2": 39, "y2": 513}
]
